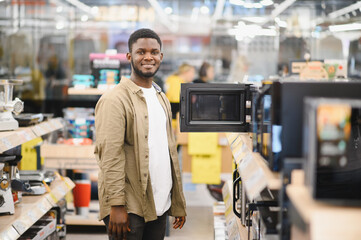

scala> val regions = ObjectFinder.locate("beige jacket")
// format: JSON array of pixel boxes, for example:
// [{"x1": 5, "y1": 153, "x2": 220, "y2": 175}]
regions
[{"x1": 94, "y1": 77, "x2": 186, "y2": 222}]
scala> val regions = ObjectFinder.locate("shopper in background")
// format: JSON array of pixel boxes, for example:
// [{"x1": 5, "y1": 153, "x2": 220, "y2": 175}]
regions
[
  {"x1": 193, "y1": 61, "x2": 214, "y2": 83},
  {"x1": 165, "y1": 63, "x2": 195, "y2": 121},
  {"x1": 94, "y1": 28, "x2": 186, "y2": 240}
]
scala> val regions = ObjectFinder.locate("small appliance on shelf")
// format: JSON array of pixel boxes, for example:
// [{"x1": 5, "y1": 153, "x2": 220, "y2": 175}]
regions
[{"x1": 0, "y1": 79, "x2": 24, "y2": 131}]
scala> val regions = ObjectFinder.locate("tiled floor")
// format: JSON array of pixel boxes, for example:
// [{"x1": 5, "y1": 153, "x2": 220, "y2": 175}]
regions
[{"x1": 66, "y1": 173, "x2": 228, "y2": 240}]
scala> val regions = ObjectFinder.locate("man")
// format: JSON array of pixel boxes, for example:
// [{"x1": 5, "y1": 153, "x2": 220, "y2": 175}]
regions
[{"x1": 94, "y1": 28, "x2": 187, "y2": 240}]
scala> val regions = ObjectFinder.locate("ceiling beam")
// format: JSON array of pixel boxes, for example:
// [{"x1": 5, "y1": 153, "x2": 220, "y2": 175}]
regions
[{"x1": 328, "y1": 1, "x2": 361, "y2": 19}]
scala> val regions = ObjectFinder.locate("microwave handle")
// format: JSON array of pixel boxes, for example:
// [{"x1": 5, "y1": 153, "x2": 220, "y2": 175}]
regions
[{"x1": 233, "y1": 175, "x2": 242, "y2": 218}]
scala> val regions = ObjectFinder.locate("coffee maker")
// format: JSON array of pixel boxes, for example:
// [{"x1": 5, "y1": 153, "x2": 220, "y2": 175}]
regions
[{"x1": 0, "y1": 79, "x2": 24, "y2": 131}]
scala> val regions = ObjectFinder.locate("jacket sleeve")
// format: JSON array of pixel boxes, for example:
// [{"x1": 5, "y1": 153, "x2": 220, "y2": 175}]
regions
[{"x1": 95, "y1": 96, "x2": 126, "y2": 206}]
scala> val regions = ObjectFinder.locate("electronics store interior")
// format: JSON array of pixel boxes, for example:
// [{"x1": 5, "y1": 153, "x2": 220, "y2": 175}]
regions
[{"x1": 0, "y1": 0, "x2": 361, "y2": 239}]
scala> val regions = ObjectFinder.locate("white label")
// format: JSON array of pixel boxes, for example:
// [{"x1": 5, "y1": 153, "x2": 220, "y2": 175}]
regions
[
  {"x1": 13, "y1": 220, "x2": 28, "y2": 235},
  {"x1": 1, "y1": 138, "x2": 13, "y2": 149},
  {"x1": 75, "y1": 118, "x2": 86, "y2": 125}
]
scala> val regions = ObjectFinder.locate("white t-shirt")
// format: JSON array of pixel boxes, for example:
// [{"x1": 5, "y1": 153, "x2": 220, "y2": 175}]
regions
[{"x1": 140, "y1": 86, "x2": 172, "y2": 216}]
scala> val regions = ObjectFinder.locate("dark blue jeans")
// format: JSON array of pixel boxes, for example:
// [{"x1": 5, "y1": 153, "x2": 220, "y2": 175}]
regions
[{"x1": 103, "y1": 212, "x2": 168, "y2": 240}]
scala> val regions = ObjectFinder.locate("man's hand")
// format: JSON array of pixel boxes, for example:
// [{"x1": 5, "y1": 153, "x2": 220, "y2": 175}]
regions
[
  {"x1": 109, "y1": 206, "x2": 131, "y2": 239},
  {"x1": 173, "y1": 216, "x2": 186, "y2": 229}
]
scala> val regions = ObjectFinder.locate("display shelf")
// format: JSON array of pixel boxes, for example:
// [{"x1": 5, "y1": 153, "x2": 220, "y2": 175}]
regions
[
  {"x1": 286, "y1": 170, "x2": 361, "y2": 240},
  {"x1": 222, "y1": 180, "x2": 250, "y2": 240},
  {"x1": 0, "y1": 176, "x2": 74, "y2": 239},
  {"x1": 226, "y1": 133, "x2": 281, "y2": 200},
  {"x1": 0, "y1": 118, "x2": 64, "y2": 153},
  {"x1": 68, "y1": 87, "x2": 110, "y2": 95},
  {"x1": 41, "y1": 144, "x2": 97, "y2": 170}
]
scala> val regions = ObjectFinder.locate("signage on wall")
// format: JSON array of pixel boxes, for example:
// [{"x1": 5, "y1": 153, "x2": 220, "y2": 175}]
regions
[{"x1": 96, "y1": 6, "x2": 155, "y2": 22}]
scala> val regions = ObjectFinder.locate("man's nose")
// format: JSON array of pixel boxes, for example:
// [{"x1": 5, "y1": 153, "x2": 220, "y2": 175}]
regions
[{"x1": 144, "y1": 52, "x2": 153, "y2": 60}]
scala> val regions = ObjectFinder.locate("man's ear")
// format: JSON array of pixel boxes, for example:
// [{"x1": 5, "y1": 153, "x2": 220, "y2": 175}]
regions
[
  {"x1": 126, "y1": 52, "x2": 131, "y2": 62},
  {"x1": 160, "y1": 52, "x2": 164, "y2": 62}
]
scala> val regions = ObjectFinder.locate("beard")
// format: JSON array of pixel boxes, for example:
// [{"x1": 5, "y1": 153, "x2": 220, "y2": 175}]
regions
[{"x1": 131, "y1": 59, "x2": 160, "y2": 78}]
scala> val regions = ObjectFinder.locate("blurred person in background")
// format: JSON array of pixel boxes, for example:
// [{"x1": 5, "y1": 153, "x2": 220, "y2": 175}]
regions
[
  {"x1": 165, "y1": 63, "x2": 195, "y2": 121},
  {"x1": 193, "y1": 61, "x2": 214, "y2": 83}
]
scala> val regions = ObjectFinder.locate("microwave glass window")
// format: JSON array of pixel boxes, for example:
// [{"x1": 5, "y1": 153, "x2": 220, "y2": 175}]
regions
[{"x1": 190, "y1": 93, "x2": 240, "y2": 121}]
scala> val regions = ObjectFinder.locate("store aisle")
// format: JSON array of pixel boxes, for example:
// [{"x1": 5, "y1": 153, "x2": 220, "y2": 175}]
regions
[{"x1": 67, "y1": 173, "x2": 219, "y2": 240}]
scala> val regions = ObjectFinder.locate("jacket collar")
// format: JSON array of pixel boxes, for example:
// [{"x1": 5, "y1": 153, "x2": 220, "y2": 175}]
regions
[{"x1": 121, "y1": 76, "x2": 162, "y2": 94}]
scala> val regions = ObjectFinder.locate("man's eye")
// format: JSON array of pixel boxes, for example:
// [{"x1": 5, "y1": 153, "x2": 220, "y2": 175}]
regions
[
  {"x1": 152, "y1": 51, "x2": 159, "y2": 55},
  {"x1": 138, "y1": 51, "x2": 144, "y2": 54}
]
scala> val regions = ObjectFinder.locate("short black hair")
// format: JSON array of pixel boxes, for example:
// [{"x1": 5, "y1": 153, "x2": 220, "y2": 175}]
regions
[
  {"x1": 128, "y1": 28, "x2": 162, "y2": 52},
  {"x1": 199, "y1": 62, "x2": 212, "y2": 78}
]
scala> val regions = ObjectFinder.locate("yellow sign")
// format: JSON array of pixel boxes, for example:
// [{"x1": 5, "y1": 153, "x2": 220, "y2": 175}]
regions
[{"x1": 191, "y1": 147, "x2": 222, "y2": 184}]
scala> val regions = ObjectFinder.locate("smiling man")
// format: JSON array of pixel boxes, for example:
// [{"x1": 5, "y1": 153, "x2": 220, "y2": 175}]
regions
[{"x1": 94, "y1": 28, "x2": 187, "y2": 240}]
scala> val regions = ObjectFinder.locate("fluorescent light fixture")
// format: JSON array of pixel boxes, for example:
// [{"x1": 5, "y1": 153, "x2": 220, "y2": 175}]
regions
[
  {"x1": 242, "y1": 17, "x2": 267, "y2": 24},
  {"x1": 244, "y1": 2, "x2": 254, "y2": 8},
  {"x1": 56, "y1": 22, "x2": 65, "y2": 30},
  {"x1": 229, "y1": 0, "x2": 245, "y2": 6},
  {"x1": 254, "y1": 3, "x2": 263, "y2": 8},
  {"x1": 329, "y1": 1, "x2": 361, "y2": 19},
  {"x1": 261, "y1": 0, "x2": 274, "y2": 6},
  {"x1": 275, "y1": 17, "x2": 287, "y2": 28},
  {"x1": 212, "y1": 0, "x2": 225, "y2": 20},
  {"x1": 329, "y1": 23, "x2": 361, "y2": 32},
  {"x1": 91, "y1": 6, "x2": 99, "y2": 14},
  {"x1": 56, "y1": 6, "x2": 63, "y2": 13},
  {"x1": 164, "y1": 7, "x2": 173, "y2": 14},
  {"x1": 271, "y1": 0, "x2": 297, "y2": 19},
  {"x1": 65, "y1": 0, "x2": 94, "y2": 15},
  {"x1": 200, "y1": 5, "x2": 210, "y2": 15},
  {"x1": 81, "y1": 15, "x2": 88, "y2": 22},
  {"x1": 228, "y1": 24, "x2": 277, "y2": 37}
]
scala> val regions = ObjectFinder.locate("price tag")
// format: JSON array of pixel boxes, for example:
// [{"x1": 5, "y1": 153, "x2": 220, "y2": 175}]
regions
[
  {"x1": 51, "y1": 119, "x2": 63, "y2": 129},
  {"x1": 27, "y1": 210, "x2": 38, "y2": 223},
  {"x1": 42, "y1": 122, "x2": 52, "y2": 132},
  {"x1": 239, "y1": 152, "x2": 253, "y2": 172},
  {"x1": 13, "y1": 219, "x2": 28, "y2": 235},
  {"x1": 57, "y1": 185, "x2": 66, "y2": 197},
  {"x1": 37, "y1": 202, "x2": 48, "y2": 214},
  {"x1": 0, "y1": 138, "x2": 13, "y2": 150}
]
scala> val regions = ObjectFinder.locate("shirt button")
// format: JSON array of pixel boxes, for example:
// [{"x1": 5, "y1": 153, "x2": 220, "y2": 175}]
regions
[
  {"x1": 145, "y1": 135, "x2": 148, "y2": 139},
  {"x1": 144, "y1": 173, "x2": 147, "y2": 177},
  {"x1": 145, "y1": 155, "x2": 148, "y2": 158},
  {"x1": 145, "y1": 115, "x2": 148, "y2": 119}
]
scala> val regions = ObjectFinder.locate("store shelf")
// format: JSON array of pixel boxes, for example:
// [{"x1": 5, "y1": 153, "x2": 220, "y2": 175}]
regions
[
  {"x1": 41, "y1": 144, "x2": 96, "y2": 170},
  {"x1": 65, "y1": 201, "x2": 103, "y2": 226},
  {"x1": 286, "y1": 170, "x2": 361, "y2": 240},
  {"x1": 68, "y1": 87, "x2": 110, "y2": 95},
  {"x1": 0, "y1": 176, "x2": 74, "y2": 239},
  {"x1": 222, "y1": 180, "x2": 250, "y2": 240},
  {"x1": 226, "y1": 133, "x2": 281, "y2": 200},
  {"x1": 0, "y1": 118, "x2": 64, "y2": 153}
]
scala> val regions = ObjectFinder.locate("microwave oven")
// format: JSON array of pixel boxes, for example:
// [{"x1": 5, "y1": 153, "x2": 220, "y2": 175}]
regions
[
  {"x1": 179, "y1": 83, "x2": 254, "y2": 132},
  {"x1": 255, "y1": 80, "x2": 361, "y2": 171},
  {"x1": 303, "y1": 97, "x2": 361, "y2": 203}
]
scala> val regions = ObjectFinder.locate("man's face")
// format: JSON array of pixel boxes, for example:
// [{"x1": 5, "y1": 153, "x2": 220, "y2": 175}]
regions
[{"x1": 127, "y1": 38, "x2": 163, "y2": 78}]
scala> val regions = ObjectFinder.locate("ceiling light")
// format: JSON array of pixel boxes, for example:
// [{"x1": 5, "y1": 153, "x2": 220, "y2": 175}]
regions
[
  {"x1": 242, "y1": 17, "x2": 267, "y2": 23},
  {"x1": 329, "y1": 1, "x2": 361, "y2": 19},
  {"x1": 81, "y1": 15, "x2": 88, "y2": 22},
  {"x1": 244, "y1": 2, "x2": 254, "y2": 8},
  {"x1": 230, "y1": 0, "x2": 244, "y2": 6},
  {"x1": 329, "y1": 23, "x2": 361, "y2": 32},
  {"x1": 261, "y1": 0, "x2": 274, "y2": 7},
  {"x1": 91, "y1": 6, "x2": 99, "y2": 14},
  {"x1": 254, "y1": 3, "x2": 263, "y2": 8},
  {"x1": 200, "y1": 5, "x2": 210, "y2": 15},
  {"x1": 164, "y1": 7, "x2": 173, "y2": 15},
  {"x1": 56, "y1": 22, "x2": 64, "y2": 30},
  {"x1": 56, "y1": 6, "x2": 63, "y2": 13}
]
